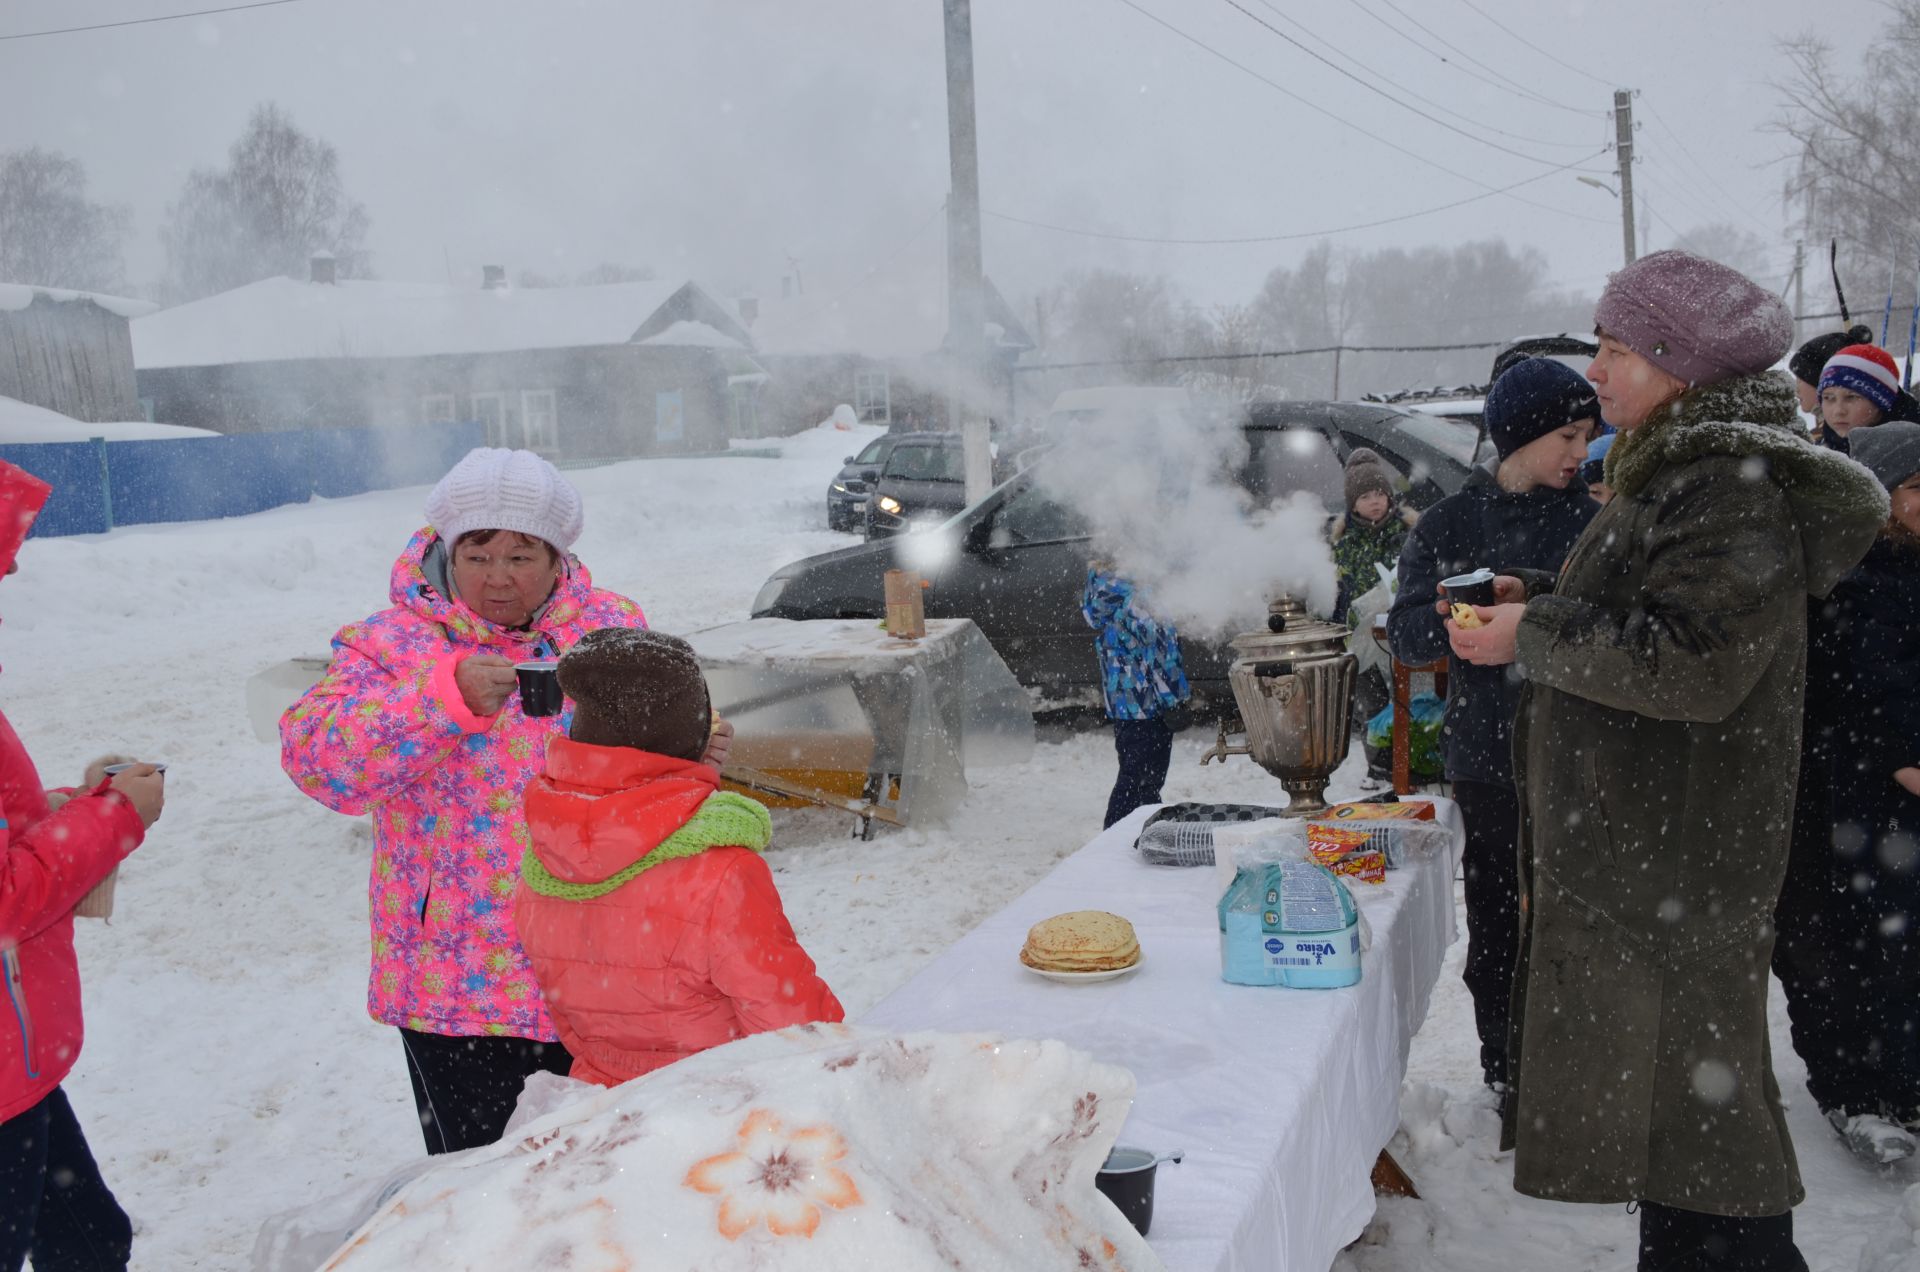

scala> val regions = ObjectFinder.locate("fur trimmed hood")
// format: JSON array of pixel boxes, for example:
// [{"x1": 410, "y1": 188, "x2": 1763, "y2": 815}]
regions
[{"x1": 1605, "y1": 371, "x2": 1890, "y2": 597}]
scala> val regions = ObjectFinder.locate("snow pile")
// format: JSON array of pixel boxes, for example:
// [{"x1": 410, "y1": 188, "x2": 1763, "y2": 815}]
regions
[
  {"x1": 1857, "y1": 1182, "x2": 1920, "y2": 1272},
  {"x1": 1033, "y1": 402, "x2": 1336, "y2": 637},
  {"x1": 0, "y1": 281, "x2": 157, "y2": 319},
  {"x1": 306, "y1": 1024, "x2": 1156, "y2": 1272},
  {"x1": 0, "y1": 395, "x2": 217, "y2": 443}
]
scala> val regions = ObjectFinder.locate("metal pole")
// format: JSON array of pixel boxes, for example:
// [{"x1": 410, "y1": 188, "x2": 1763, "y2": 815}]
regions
[
  {"x1": 944, "y1": 0, "x2": 991, "y2": 503},
  {"x1": 1331, "y1": 346, "x2": 1343, "y2": 399},
  {"x1": 1791, "y1": 240, "x2": 1805, "y2": 345},
  {"x1": 1614, "y1": 89, "x2": 1637, "y2": 265}
]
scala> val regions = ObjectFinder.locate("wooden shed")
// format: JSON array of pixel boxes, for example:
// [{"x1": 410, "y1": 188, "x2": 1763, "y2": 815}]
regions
[{"x1": 0, "y1": 283, "x2": 156, "y2": 424}]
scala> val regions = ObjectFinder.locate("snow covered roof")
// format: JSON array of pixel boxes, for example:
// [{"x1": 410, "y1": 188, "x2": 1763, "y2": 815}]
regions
[
  {"x1": 0, "y1": 282, "x2": 157, "y2": 321},
  {"x1": 638, "y1": 319, "x2": 746, "y2": 349},
  {"x1": 0, "y1": 395, "x2": 216, "y2": 443},
  {"x1": 132, "y1": 277, "x2": 750, "y2": 370}
]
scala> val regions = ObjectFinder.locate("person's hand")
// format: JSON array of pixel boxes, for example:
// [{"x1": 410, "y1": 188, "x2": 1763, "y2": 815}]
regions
[
  {"x1": 1430, "y1": 575, "x2": 1528, "y2": 617},
  {"x1": 108, "y1": 764, "x2": 165, "y2": 829},
  {"x1": 454, "y1": 654, "x2": 519, "y2": 717},
  {"x1": 1895, "y1": 767, "x2": 1920, "y2": 798},
  {"x1": 1447, "y1": 603, "x2": 1525, "y2": 666},
  {"x1": 83, "y1": 754, "x2": 136, "y2": 788},
  {"x1": 703, "y1": 715, "x2": 735, "y2": 772}
]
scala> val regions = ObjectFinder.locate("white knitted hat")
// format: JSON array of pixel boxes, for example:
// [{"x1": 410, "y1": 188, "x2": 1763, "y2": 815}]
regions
[{"x1": 424, "y1": 448, "x2": 584, "y2": 551}]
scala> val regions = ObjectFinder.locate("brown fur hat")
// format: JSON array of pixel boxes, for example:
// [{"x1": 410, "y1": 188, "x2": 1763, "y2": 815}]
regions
[{"x1": 559, "y1": 628, "x2": 712, "y2": 761}]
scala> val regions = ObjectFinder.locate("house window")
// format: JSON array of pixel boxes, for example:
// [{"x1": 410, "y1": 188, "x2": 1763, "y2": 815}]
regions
[
  {"x1": 520, "y1": 390, "x2": 559, "y2": 454},
  {"x1": 471, "y1": 392, "x2": 508, "y2": 447},
  {"x1": 420, "y1": 394, "x2": 456, "y2": 425},
  {"x1": 854, "y1": 371, "x2": 891, "y2": 423},
  {"x1": 729, "y1": 382, "x2": 760, "y2": 437}
]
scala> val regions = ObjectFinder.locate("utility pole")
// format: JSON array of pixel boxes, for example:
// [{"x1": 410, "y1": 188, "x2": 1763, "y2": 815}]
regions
[
  {"x1": 1791, "y1": 240, "x2": 1806, "y2": 343},
  {"x1": 944, "y1": 0, "x2": 992, "y2": 504},
  {"x1": 1614, "y1": 89, "x2": 1637, "y2": 266}
]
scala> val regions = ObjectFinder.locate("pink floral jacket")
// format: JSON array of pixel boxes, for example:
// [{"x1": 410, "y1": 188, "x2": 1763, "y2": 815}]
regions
[{"x1": 280, "y1": 529, "x2": 646, "y2": 1039}]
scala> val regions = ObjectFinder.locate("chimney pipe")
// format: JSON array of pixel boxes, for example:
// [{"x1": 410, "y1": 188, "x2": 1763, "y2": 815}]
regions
[
  {"x1": 738, "y1": 296, "x2": 760, "y2": 325},
  {"x1": 310, "y1": 251, "x2": 337, "y2": 285},
  {"x1": 481, "y1": 265, "x2": 507, "y2": 290}
]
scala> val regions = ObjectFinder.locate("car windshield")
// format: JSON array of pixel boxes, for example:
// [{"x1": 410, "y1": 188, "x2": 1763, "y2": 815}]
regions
[
  {"x1": 854, "y1": 439, "x2": 887, "y2": 465},
  {"x1": 1380, "y1": 410, "x2": 1483, "y2": 467},
  {"x1": 886, "y1": 443, "x2": 964, "y2": 482}
]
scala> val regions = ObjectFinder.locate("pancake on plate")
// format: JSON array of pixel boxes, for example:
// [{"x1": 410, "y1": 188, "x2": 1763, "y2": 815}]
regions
[{"x1": 1019, "y1": 910, "x2": 1141, "y2": 973}]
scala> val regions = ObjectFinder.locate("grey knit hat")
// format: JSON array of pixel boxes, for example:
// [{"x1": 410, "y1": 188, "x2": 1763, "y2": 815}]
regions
[
  {"x1": 1848, "y1": 421, "x2": 1920, "y2": 493},
  {"x1": 1344, "y1": 448, "x2": 1396, "y2": 511},
  {"x1": 1593, "y1": 250, "x2": 1794, "y2": 387}
]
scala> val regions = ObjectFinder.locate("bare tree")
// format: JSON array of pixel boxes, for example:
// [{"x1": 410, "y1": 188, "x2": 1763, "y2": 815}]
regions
[
  {"x1": 1777, "y1": 8, "x2": 1920, "y2": 314},
  {"x1": 1042, "y1": 268, "x2": 1183, "y2": 371},
  {"x1": 0, "y1": 147, "x2": 130, "y2": 292},
  {"x1": 1667, "y1": 223, "x2": 1776, "y2": 284},
  {"x1": 161, "y1": 103, "x2": 370, "y2": 302}
]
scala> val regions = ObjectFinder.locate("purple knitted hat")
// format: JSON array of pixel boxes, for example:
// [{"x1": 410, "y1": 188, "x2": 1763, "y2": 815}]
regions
[{"x1": 1592, "y1": 250, "x2": 1794, "y2": 387}]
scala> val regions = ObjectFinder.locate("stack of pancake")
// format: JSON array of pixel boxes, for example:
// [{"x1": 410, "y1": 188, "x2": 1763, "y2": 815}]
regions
[{"x1": 1018, "y1": 910, "x2": 1141, "y2": 973}]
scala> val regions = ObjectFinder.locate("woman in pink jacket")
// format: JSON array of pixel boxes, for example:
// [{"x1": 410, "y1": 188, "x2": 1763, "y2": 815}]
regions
[
  {"x1": 0, "y1": 460, "x2": 165, "y2": 1271},
  {"x1": 280, "y1": 448, "x2": 729, "y2": 1154}
]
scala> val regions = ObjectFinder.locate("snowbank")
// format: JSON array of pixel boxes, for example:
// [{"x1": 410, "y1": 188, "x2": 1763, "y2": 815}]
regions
[{"x1": 0, "y1": 395, "x2": 217, "y2": 443}]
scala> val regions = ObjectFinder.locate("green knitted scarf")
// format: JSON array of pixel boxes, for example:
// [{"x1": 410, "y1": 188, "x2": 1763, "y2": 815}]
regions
[{"x1": 520, "y1": 791, "x2": 772, "y2": 900}]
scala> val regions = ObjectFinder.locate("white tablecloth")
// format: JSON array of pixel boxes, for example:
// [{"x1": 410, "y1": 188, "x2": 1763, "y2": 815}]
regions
[{"x1": 862, "y1": 799, "x2": 1465, "y2": 1272}]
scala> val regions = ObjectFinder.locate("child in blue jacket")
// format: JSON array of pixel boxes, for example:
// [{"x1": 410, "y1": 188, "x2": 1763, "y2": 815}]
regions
[{"x1": 1083, "y1": 565, "x2": 1191, "y2": 828}]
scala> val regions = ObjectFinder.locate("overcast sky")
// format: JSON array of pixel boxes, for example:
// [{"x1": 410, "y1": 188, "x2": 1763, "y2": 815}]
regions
[{"x1": 0, "y1": 0, "x2": 1884, "y2": 322}]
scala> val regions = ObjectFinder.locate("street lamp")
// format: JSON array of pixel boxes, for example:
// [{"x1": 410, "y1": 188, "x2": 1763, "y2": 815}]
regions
[{"x1": 1576, "y1": 175, "x2": 1619, "y2": 198}]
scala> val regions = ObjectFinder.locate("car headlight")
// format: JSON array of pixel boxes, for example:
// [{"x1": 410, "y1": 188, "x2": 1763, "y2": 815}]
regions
[
  {"x1": 751, "y1": 574, "x2": 791, "y2": 615},
  {"x1": 831, "y1": 482, "x2": 849, "y2": 494},
  {"x1": 876, "y1": 495, "x2": 903, "y2": 515}
]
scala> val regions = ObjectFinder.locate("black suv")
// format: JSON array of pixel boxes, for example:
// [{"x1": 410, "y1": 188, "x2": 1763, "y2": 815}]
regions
[
  {"x1": 865, "y1": 433, "x2": 969, "y2": 539},
  {"x1": 826, "y1": 435, "x2": 900, "y2": 532},
  {"x1": 754, "y1": 401, "x2": 1480, "y2": 699}
]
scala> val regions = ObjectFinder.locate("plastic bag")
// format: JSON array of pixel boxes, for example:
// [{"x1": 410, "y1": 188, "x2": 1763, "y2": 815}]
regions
[
  {"x1": 1363, "y1": 690, "x2": 1445, "y2": 779},
  {"x1": 1134, "y1": 801, "x2": 1290, "y2": 867}
]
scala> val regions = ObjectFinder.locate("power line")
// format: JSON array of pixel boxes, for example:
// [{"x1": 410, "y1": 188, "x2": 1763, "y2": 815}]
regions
[
  {"x1": 0, "y1": 0, "x2": 301, "y2": 41},
  {"x1": 983, "y1": 147, "x2": 1610, "y2": 245},
  {"x1": 1224, "y1": 0, "x2": 1574, "y2": 166},
  {"x1": 1447, "y1": 0, "x2": 1616, "y2": 89},
  {"x1": 1366, "y1": 0, "x2": 1590, "y2": 114},
  {"x1": 1248, "y1": 0, "x2": 1598, "y2": 150},
  {"x1": 1336, "y1": 0, "x2": 1589, "y2": 115},
  {"x1": 1110, "y1": 0, "x2": 1615, "y2": 228},
  {"x1": 1639, "y1": 103, "x2": 1779, "y2": 239}
]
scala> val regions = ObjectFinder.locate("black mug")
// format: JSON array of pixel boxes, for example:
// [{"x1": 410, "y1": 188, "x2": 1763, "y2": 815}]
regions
[
  {"x1": 1440, "y1": 568, "x2": 1498, "y2": 608},
  {"x1": 1095, "y1": 1145, "x2": 1178, "y2": 1237},
  {"x1": 515, "y1": 660, "x2": 564, "y2": 718}
]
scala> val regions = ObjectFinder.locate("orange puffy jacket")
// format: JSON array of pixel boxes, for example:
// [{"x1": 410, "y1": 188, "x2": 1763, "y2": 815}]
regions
[{"x1": 515, "y1": 738, "x2": 843, "y2": 1086}]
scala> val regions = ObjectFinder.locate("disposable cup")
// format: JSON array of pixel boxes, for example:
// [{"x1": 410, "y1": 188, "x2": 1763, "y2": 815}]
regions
[
  {"x1": 1440, "y1": 569, "x2": 1497, "y2": 608},
  {"x1": 515, "y1": 661, "x2": 564, "y2": 718}
]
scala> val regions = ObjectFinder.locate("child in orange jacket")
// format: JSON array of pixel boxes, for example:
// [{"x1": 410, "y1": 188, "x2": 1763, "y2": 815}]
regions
[{"x1": 515, "y1": 628, "x2": 843, "y2": 1086}]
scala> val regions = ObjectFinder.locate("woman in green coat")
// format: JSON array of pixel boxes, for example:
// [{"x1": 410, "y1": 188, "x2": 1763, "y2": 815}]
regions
[{"x1": 1447, "y1": 251, "x2": 1889, "y2": 1272}]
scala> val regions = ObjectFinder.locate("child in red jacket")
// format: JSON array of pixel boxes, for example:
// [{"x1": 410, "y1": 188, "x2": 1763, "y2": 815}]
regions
[
  {"x1": 515, "y1": 628, "x2": 842, "y2": 1087},
  {"x1": 0, "y1": 460, "x2": 164, "y2": 1272}
]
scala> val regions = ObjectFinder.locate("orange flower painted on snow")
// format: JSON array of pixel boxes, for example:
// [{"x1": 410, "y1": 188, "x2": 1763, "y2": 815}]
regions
[{"x1": 683, "y1": 1108, "x2": 863, "y2": 1240}]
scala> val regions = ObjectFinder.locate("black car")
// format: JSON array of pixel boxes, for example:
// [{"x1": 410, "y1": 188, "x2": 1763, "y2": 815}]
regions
[
  {"x1": 825, "y1": 435, "x2": 901, "y2": 532},
  {"x1": 865, "y1": 433, "x2": 969, "y2": 539},
  {"x1": 754, "y1": 401, "x2": 1479, "y2": 700}
]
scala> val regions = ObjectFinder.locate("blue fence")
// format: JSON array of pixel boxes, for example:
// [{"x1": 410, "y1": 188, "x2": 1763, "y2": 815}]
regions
[{"x1": 0, "y1": 422, "x2": 487, "y2": 537}]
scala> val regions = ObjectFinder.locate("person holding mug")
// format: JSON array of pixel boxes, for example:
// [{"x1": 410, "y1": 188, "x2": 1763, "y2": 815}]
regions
[
  {"x1": 1446, "y1": 252, "x2": 1887, "y2": 1271},
  {"x1": 0, "y1": 459, "x2": 164, "y2": 1271},
  {"x1": 280, "y1": 448, "x2": 731, "y2": 1155}
]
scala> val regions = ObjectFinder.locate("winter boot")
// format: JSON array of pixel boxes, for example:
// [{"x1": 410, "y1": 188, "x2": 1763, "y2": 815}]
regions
[{"x1": 1827, "y1": 1108, "x2": 1918, "y2": 1165}]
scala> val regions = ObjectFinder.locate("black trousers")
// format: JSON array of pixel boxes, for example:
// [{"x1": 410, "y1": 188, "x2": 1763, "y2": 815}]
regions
[
  {"x1": 1451, "y1": 779, "x2": 1522, "y2": 1090},
  {"x1": 0, "y1": 1087, "x2": 131, "y2": 1272},
  {"x1": 1774, "y1": 775, "x2": 1920, "y2": 1119},
  {"x1": 1637, "y1": 1201, "x2": 1806, "y2": 1272},
  {"x1": 399, "y1": 1028, "x2": 575, "y2": 1155},
  {"x1": 1104, "y1": 715, "x2": 1174, "y2": 830}
]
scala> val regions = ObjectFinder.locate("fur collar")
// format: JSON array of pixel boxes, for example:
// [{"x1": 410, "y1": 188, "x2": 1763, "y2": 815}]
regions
[{"x1": 1603, "y1": 371, "x2": 1890, "y2": 597}]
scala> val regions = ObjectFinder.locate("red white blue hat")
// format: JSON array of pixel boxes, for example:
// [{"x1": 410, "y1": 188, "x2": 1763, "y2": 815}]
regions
[{"x1": 1818, "y1": 343, "x2": 1902, "y2": 413}]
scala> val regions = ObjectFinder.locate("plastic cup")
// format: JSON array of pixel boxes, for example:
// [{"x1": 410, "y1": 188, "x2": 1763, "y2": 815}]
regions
[
  {"x1": 1440, "y1": 569, "x2": 1498, "y2": 608},
  {"x1": 515, "y1": 661, "x2": 564, "y2": 718},
  {"x1": 1095, "y1": 1146, "x2": 1161, "y2": 1236},
  {"x1": 74, "y1": 866, "x2": 118, "y2": 920}
]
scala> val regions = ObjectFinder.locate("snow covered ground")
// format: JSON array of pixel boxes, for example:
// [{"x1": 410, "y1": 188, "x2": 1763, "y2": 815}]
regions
[{"x1": 7, "y1": 421, "x2": 1913, "y2": 1269}]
